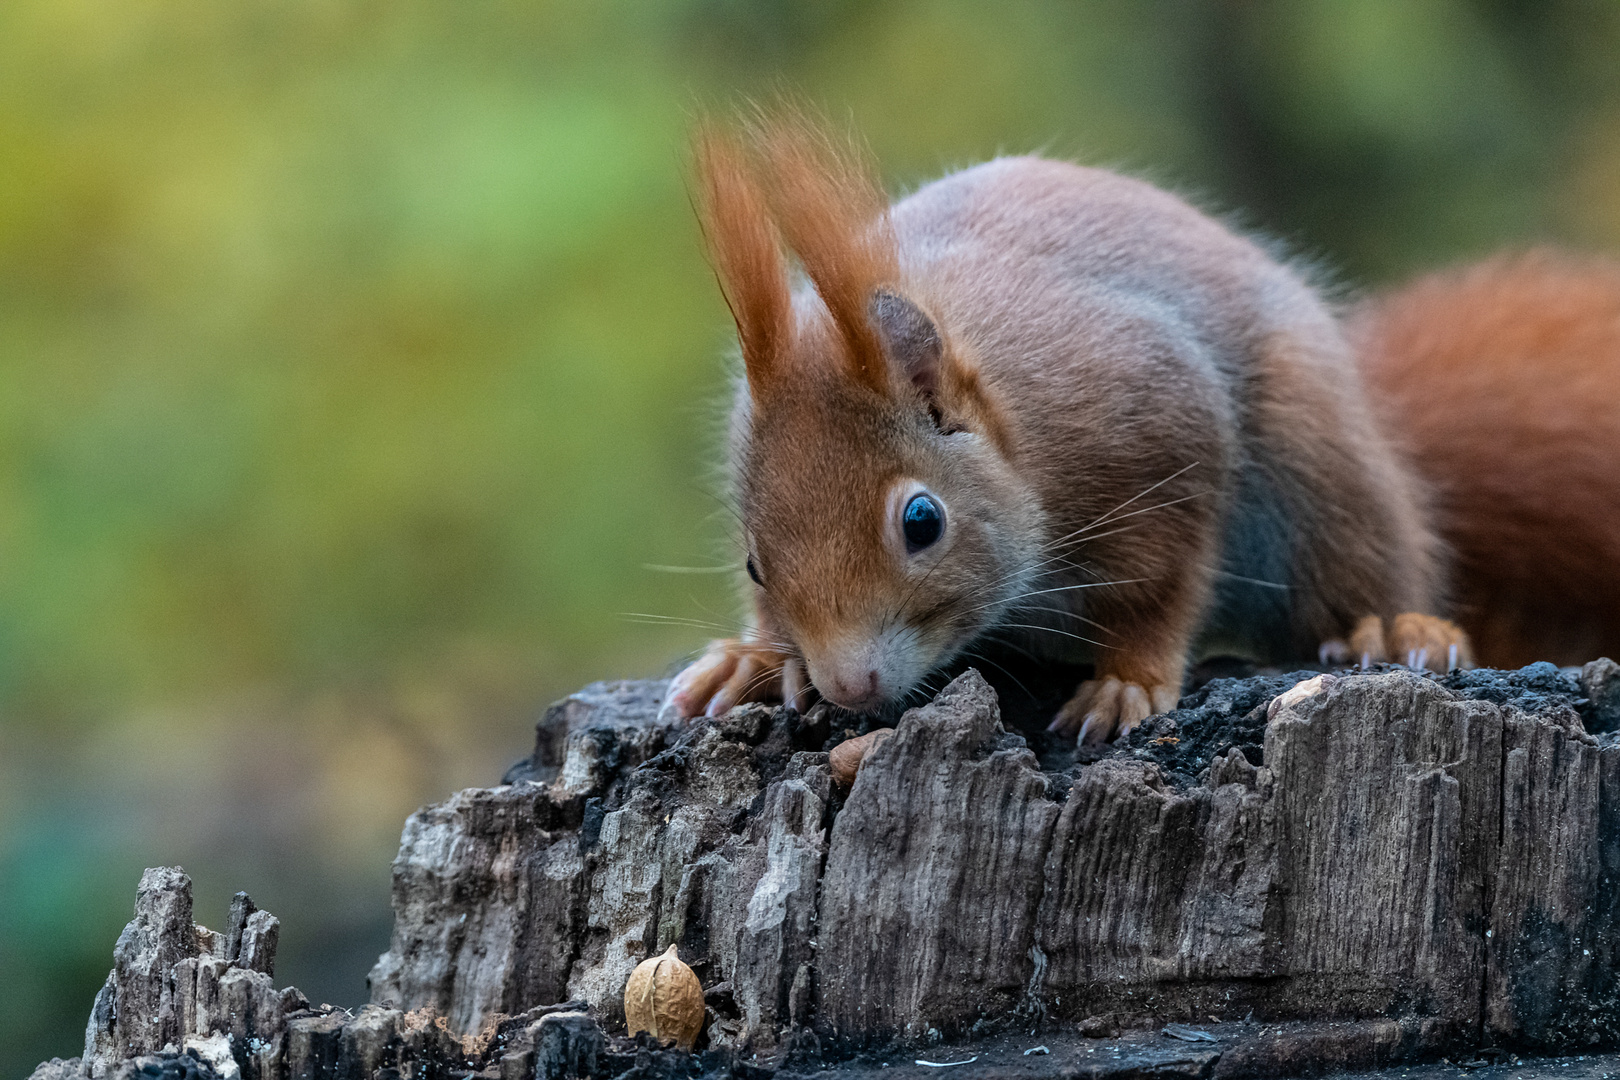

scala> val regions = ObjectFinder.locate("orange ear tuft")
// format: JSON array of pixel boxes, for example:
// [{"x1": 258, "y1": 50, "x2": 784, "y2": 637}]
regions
[
  {"x1": 748, "y1": 106, "x2": 898, "y2": 395},
  {"x1": 693, "y1": 126, "x2": 792, "y2": 396}
]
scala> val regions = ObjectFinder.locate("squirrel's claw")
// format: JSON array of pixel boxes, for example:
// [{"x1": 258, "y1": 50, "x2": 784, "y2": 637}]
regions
[
  {"x1": 1050, "y1": 675, "x2": 1177, "y2": 746},
  {"x1": 663, "y1": 640, "x2": 738, "y2": 719},
  {"x1": 1389, "y1": 613, "x2": 1473, "y2": 671},
  {"x1": 1317, "y1": 613, "x2": 1474, "y2": 674},
  {"x1": 1318, "y1": 638, "x2": 1353, "y2": 666},
  {"x1": 781, "y1": 657, "x2": 811, "y2": 713},
  {"x1": 664, "y1": 638, "x2": 796, "y2": 719}
]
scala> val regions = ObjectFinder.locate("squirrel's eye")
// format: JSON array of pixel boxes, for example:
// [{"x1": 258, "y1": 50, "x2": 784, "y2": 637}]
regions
[
  {"x1": 746, "y1": 556, "x2": 764, "y2": 587},
  {"x1": 902, "y1": 493, "x2": 944, "y2": 553}
]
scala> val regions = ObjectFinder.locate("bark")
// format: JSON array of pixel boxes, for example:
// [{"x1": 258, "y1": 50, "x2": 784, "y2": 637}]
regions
[
  {"x1": 34, "y1": 661, "x2": 1620, "y2": 1079},
  {"x1": 371, "y1": 665, "x2": 1620, "y2": 1053}
]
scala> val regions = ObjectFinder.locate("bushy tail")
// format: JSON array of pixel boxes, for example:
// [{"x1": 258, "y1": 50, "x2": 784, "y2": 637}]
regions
[{"x1": 1350, "y1": 249, "x2": 1620, "y2": 667}]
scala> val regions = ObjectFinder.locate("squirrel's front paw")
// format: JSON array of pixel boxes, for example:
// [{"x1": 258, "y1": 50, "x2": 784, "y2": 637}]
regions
[
  {"x1": 1048, "y1": 675, "x2": 1180, "y2": 745},
  {"x1": 1319, "y1": 613, "x2": 1474, "y2": 672},
  {"x1": 663, "y1": 638, "x2": 807, "y2": 719}
]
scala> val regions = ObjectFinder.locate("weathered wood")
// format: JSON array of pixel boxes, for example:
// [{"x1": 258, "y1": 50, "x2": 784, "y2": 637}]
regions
[
  {"x1": 74, "y1": 868, "x2": 305, "y2": 1080},
  {"x1": 818, "y1": 674, "x2": 1059, "y2": 1043},
  {"x1": 1488, "y1": 704, "x2": 1620, "y2": 1044},
  {"x1": 33, "y1": 662, "x2": 1620, "y2": 1080},
  {"x1": 364, "y1": 781, "x2": 589, "y2": 1030},
  {"x1": 367, "y1": 666, "x2": 1619, "y2": 1055}
]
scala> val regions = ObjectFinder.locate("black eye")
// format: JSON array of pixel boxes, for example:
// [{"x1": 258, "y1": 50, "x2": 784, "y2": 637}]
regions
[
  {"x1": 902, "y1": 494, "x2": 944, "y2": 553},
  {"x1": 746, "y1": 556, "x2": 764, "y2": 587}
]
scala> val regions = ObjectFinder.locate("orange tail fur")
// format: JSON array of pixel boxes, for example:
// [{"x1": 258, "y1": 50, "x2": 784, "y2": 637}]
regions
[{"x1": 1351, "y1": 249, "x2": 1620, "y2": 667}]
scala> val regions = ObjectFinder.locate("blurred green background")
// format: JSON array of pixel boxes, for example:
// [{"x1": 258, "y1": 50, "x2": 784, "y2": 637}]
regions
[{"x1": 3, "y1": 0, "x2": 1619, "y2": 1072}]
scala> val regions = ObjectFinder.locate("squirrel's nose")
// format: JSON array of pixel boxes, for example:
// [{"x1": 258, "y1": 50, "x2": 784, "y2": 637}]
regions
[{"x1": 819, "y1": 667, "x2": 882, "y2": 711}]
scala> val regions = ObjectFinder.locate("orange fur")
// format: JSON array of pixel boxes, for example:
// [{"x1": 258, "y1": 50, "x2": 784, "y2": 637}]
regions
[
  {"x1": 696, "y1": 111, "x2": 901, "y2": 398},
  {"x1": 750, "y1": 108, "x2": 897, "y2": 394},
  {"x1": 692, "y1": 128, "x2": 791, "y2": 393},
  {"x1": 1352, "y1": 250, "x2": 1620, "y2": 667}
]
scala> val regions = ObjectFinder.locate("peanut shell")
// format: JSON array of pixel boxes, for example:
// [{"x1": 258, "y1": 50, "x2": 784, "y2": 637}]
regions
[{"x1": 623, "y1": 943, "x2": 703, "y2": 1049}]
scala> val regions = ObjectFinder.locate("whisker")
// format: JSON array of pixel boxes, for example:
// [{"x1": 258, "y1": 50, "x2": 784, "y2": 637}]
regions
[
  {"x1": 688, "y1": 482, "x2": 748, "y2": 535},
  {"x1": 690, "y1": 594, "x2": 745, "y2": 625},
  {"x1": 1035, "y1": 521, "x2": 1146, "y2": 558},
  {"x1": 1041, "y1": 492, "x2": 1211, "y2": 556},
  {"x1": 641, "y1": 563, "x2": 739, "y2": 574},
  {"x1": 957, "y1": 578, "x2": 1149, "y2": 618},
  {"x1": 624, "y1": 614, "x2": 800, "y2": 659},
  {"x1": 735, "y1": 664, "x2": 785, "y2": 700},
  {"x1": 884, "y1": 536, "x2": 954, "y2": 636},
  {"x1": 961, "y1": 470, "x2": 1193, "y2": 612},
  {"x1": 1015, "y1": 522, "x2": 1147, "y2": 582},
  {"x1": 1006, "y1": 604, "x2": 1117, "y2": 635},
  {"x1": 685, "y1": 597, "x2": 800, "y2": 652},
  {"x1": 907, "y1": 670, "x2": 950, "y2": 707},
  {"x1": 620, "y1": 612, "x2": 738, "y2": 633},
  {"x1": 1215, "y1": 570, "x2": 1290, "y2": 590},
  {"x1": 957, "y1": 650, "x2": 1037, "y2": 703},
  {"x1": 996, "y1": 622, "x2": 1114, "y2": 650},
  {"x1": 628, "y1": 620, "x2": 797, "y2": 655},
  {"x1": 983, "y1": 486, "x2": 1209, "y2": 603},
  {"x1": 962, "y1": 517, "x2": 1156, "y2": 612},
  {"x1": 971, "y1": 632, "x2": 1044, "y2": 664},
  {"x1": 1069, "y1": 462, "x2": 1201, "y2": 537}
]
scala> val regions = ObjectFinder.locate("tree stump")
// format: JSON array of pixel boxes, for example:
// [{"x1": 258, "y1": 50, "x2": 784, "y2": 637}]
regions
[
  {"x1": 33, "y1": 660, "x2": 1620, "y2": 1079},
  {"x1": 370, "y1": 663, "x2": 1620, "y2": 1054}
]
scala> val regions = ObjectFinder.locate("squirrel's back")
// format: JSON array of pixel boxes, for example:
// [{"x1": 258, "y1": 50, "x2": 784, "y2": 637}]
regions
[
  {"x1": 889, "y1": 156, "x2": 1295, "y2": 380},
  {"x1": 887, "y1": 156, "x2": 1440, "y2": 661},
  {"x1": 1352, "y1": 249, "x2": 1620, "y2": 667}
]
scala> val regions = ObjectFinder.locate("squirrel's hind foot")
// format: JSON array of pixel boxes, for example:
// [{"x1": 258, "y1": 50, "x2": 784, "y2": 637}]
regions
[{"x1": 1320, "y1": 613, "x2": 1474, "y2": 672}]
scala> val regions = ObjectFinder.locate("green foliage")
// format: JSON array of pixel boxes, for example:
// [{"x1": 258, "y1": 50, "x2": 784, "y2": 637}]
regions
[{"x1": 3, "y1": 0, "x2": 1619, "y2": 1073}]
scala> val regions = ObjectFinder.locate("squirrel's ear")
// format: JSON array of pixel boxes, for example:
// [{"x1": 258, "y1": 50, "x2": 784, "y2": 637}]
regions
[
  {"x1": 753, "y1": 107, "x2": 896, "y2": 396},
  {"x1": 871, "y1": 289, "x2": 943, "y2": 399},
  {"x1": 694, "y1": 128, "x2": 791, "y2": 397}
]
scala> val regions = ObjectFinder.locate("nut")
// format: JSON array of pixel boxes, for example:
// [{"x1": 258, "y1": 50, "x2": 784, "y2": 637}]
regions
[
  {"x1": 623, "y1": 944, "x2": 703, "y2": 1049},
  {"x1": 828, "y1": 728, "x2": 894, "y2": 788}
]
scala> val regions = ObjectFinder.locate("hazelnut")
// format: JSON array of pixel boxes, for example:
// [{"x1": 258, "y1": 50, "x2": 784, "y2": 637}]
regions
[
  {"x1": 828, "y1": 728, "x2": 894, "y2": 788},
  {"x1": 623, "y1": 944, "x2": 703, "y2": 1049}
]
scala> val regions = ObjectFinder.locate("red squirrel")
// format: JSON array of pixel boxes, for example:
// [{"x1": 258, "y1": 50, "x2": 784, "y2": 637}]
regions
[{"x1": 664, "y1": 112, "x2": 1481, "y2": 743}]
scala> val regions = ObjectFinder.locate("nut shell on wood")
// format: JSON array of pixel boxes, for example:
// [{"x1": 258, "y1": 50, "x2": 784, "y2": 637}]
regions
[
  {"x1": 828, "y1": 728, "x2": 894, "y2": 788},
  {"x1": 623, "y1": 944, "x2": 703, "y2": 1049}
]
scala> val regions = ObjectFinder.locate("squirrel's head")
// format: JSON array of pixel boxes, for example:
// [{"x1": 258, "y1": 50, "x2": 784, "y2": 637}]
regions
[{"x1": 696, "y1": 113, "x2": 1043, "y2": 711}]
